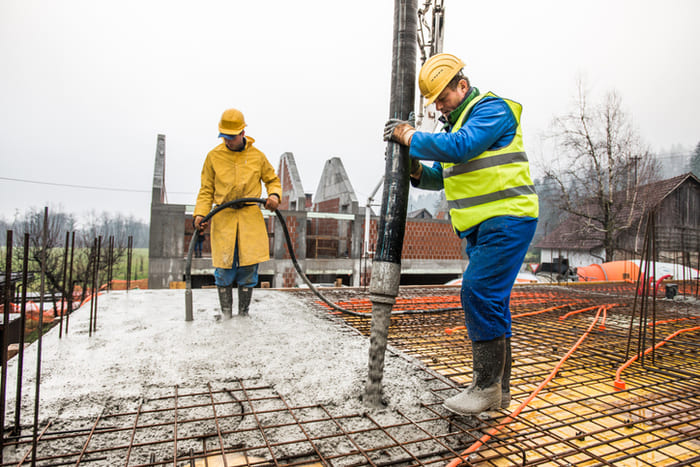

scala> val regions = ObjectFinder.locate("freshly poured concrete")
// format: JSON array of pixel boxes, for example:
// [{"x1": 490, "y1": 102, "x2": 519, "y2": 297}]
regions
[{"x1": 5, "y1": 289, "x2": 442, "y2": 428}]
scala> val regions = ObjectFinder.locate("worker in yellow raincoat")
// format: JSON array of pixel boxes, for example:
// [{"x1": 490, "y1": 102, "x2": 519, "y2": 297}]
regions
[{"x1": 194, "y1": 108, "x2": 282, "y2": 319}]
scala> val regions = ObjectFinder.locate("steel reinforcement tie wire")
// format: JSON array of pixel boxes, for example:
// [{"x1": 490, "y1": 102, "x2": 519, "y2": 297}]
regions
[{"x1": 184, "y1": 198, "x2": 465, "y2": 318}]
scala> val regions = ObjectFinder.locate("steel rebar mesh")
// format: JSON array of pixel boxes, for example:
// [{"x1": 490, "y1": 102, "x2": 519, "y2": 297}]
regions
[
  {"x1": 2, "y1": 283, "x2": 698, "y2": 466},
  {"x1": 324, "y1": 283, "x2": 700, "y2": 466}
]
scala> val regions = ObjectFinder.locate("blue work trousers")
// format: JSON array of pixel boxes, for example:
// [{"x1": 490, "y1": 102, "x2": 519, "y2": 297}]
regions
[
  {"x1": 461, "y1": 216, "x2": 537, "y2": 342},
  {"x1": 214, "y1": 242, "x2": 259, "y2": 288}
]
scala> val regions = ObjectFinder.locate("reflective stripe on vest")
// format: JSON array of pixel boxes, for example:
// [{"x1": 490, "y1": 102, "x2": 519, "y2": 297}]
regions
[
  {"x1": 443, "y1": 151, "x2": 529, "y2": 178},
  {"x1": 442, "y1": 92, "x2": 539, "y2": 232}
]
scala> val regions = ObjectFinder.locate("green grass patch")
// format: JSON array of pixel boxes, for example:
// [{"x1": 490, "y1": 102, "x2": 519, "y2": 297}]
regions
[{"x1": 110, "y1": 248, "x2": 148, "y2": 281}]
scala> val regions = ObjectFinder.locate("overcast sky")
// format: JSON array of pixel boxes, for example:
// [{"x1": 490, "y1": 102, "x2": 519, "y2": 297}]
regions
[{"x1": 1, "y1": 0, "x2": 699, "y2": 224}]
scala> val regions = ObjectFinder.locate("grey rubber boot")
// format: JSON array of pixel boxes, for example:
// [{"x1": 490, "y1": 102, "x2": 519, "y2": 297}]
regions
[
  {"x1": 217, "y1": 285, "x2": 233, "y2": 319},
  {"x1": 443, "y1": 335, "x2": 506, "y2": 416},
  {"x1": 501, "y1": 337, "x2": 512, "y2": 408},
  {"x1": 238, "y1": 286, "x2": 253, "y2": 316}
]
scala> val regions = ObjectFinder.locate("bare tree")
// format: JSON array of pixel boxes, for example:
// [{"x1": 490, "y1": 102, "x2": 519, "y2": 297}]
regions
[
  {"x1": 541, "y1": 80, "x2": 662, "y2": 261},
  {"x1": 8, "y1": 208, "x2": 139, "y2": 308},
  {"x1": 11, "y1": 208, "x2": 77, "y2": 313}
]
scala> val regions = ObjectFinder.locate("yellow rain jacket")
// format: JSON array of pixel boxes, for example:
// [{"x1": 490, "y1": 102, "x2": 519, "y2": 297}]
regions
[{"x1": 194, "y1": 136, "x2": 282, "y2": 269}]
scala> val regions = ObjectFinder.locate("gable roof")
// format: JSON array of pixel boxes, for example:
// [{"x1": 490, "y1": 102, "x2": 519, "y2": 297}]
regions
[
  {"x1": 313, "y1": 157, "x2": 359, "y2": 213},
  {"x1": 536, "y1": 172, "x2": 700, "y2": 251},
  {"x1": 278, "y1": 152, "x2": 306, "y2": 210},
  {"x1": 407, "y1": 208, "x2": 433, "y2": 219}
]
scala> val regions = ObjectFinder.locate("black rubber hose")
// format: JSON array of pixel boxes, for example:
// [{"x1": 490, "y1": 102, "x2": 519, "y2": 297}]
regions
[{"x1": 184, "y1": 198, "x2": 460, "y2": 317}]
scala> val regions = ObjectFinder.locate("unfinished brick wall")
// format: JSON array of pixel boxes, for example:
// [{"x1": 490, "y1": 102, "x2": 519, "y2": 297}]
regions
[
  {"x1": 273, "y1": 214, "x2": 301, "y2": 260},
  {"x1": 282, "y1": 266, "x2": 296, "y2": 288},
  {"x1": 401, "y1": 218, "x2": 462, "y2": 259},
  {"x1": 278, "y1": 160, "x2": 295, "y2": 210},
  {"x1": 183, "y1": 215, "x2": 210, "y2": 256},
  {"x1": 307, "y1": 199, "x2": 346, "y2": 258},
  {"x1": 361, "y1": 217, "x2": 462, "y2": 260}
]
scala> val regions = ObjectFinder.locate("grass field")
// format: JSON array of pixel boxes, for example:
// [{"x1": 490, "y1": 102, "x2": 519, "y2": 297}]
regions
[{"x1": 111, "y1": 247, "x2": 149, "y2": 281}]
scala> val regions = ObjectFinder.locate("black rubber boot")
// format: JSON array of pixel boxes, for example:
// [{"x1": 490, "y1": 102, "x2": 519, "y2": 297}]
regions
[
  {"x1": 443, "y1": 335, "x2": 506, "y2": 416},
  {"x1": 238, "y1": 286, "x2": 253, "y2": 316},
  {"x1": 217, "y1": 286, "x2": 233, "y2": 320},
  {"x1": 501, "y1": 337, "x2": 512, "y2": 408}
]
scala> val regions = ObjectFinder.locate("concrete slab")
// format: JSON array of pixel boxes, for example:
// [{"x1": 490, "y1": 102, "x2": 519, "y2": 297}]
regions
[{"x1": 5, "y1": 289, "x2": 441, "y2": 428}]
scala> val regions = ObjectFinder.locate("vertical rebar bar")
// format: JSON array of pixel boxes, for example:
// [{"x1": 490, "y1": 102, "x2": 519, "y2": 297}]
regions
[
  {"x1": 58, "y1": 232, "x2": 69, "y2": 339},
  {"x1": 13, "y1": 233, "x2": 30, "y2": 436},
  {"x1": 126, "y1": 235, "x2": 133, "y2": 292},
  {"x1": 65, "y1": 232, "x2": 75, "y2": 336},
  {"x1": 626, "y1": 219, "x2": 649, "y2": 362},
  {"x1": 1, "y1": 230, "x2": 13, "y2": 462},
  {"x1": 365, "y1": 0, "x2": 417, "y2": 408},
  {"x1": 89, "y1": 237, "x2": 97, "y2": 338},
  {"x1": 108, "y1": 236, "x2": 114, "y2": 291},
  {"x1": 31, "y1": 206, "x2": 49, "y2": 466},
  {"x1": 639, "y1": 212, "x2": 656, "y2": 368},
  {"x1": 650, "y1": 213, "x2": 657, "y2": 365},
  {"x1": 92, "y1": 235, "x2": 102, "y2": 333}
]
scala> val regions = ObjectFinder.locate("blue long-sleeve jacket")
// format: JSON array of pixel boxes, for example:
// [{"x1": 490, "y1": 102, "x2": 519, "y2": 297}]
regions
[{"x1": 410, "y1": 95, "x2": 517, "y2": 191}]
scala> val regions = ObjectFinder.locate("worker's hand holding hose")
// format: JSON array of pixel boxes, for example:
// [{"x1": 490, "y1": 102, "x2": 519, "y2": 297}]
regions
[
  {"x1": 193, "y1": 215, "x2": 208, "y2": 232},
  {"x1": 265, "y1": 194, "x2": 280, "y2": 211}
]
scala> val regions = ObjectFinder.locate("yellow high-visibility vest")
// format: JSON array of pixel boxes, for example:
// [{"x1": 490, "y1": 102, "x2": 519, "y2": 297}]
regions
[{"x1": 442, "y1": 92, "x2": 539, "y2": 233}]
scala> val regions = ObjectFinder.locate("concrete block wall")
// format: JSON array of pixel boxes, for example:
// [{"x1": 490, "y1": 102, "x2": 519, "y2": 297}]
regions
[{"x1": 148, "y1": 203, "x2": 186, "y2": 289}]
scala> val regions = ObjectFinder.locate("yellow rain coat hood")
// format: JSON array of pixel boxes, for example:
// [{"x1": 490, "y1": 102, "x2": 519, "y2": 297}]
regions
[{"x1": 194, "y1": 136, "x2": 282, "y2": 269}]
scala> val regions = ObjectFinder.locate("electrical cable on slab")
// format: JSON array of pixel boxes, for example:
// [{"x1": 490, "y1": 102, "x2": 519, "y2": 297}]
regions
[
  {"x1": 614, "y1": 325, "x2": 700, "y2": 390},
  {"x1": 184, "y1": 198, "x2": 462, "y2": 320}
]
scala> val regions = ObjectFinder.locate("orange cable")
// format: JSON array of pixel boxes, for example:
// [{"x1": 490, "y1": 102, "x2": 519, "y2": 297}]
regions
[
  {"x1": 613, "y1": 325, "x2": 700, "y2": 390},
  {"x1": 649, "y1": 316, "x2": 699, "y2": 327},
  {"x1": 559, "y1": 304, "x2": 603, "y2": 320},
  {"x1": 446, "y1": 304, "x2": 575, "y2": 335},
  {"x1": 512, "y1": 304, "x2": 571, "y2": 319}
]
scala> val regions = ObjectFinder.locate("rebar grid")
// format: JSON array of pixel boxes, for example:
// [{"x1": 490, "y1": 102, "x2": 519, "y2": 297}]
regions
[
  {"x1": 324, "y1": 284, "x2": 700, "y2": 466},
  {"x1": 2, "y1": 285, "x2": 698, "y2": 466},
  {"x1": 2, "y1": 378, "x2": 504, "y2": 467}
]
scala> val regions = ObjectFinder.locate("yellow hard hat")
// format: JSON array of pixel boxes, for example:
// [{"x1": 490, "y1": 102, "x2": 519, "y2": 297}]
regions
[
  {"x1": 218, "y1": 108, "x2": 247, "y2": 136},
  {"x1": 418, "y1": 53, "x2": 466, "y2": 106}
]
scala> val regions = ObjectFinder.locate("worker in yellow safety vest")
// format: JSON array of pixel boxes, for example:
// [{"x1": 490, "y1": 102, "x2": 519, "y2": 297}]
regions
[
  {"x1": 194, "y1": 108, "x2": 281, "y2": 319},
  {"x1": 384, "y1": 53, "x2": 539, "y2": 416}
]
